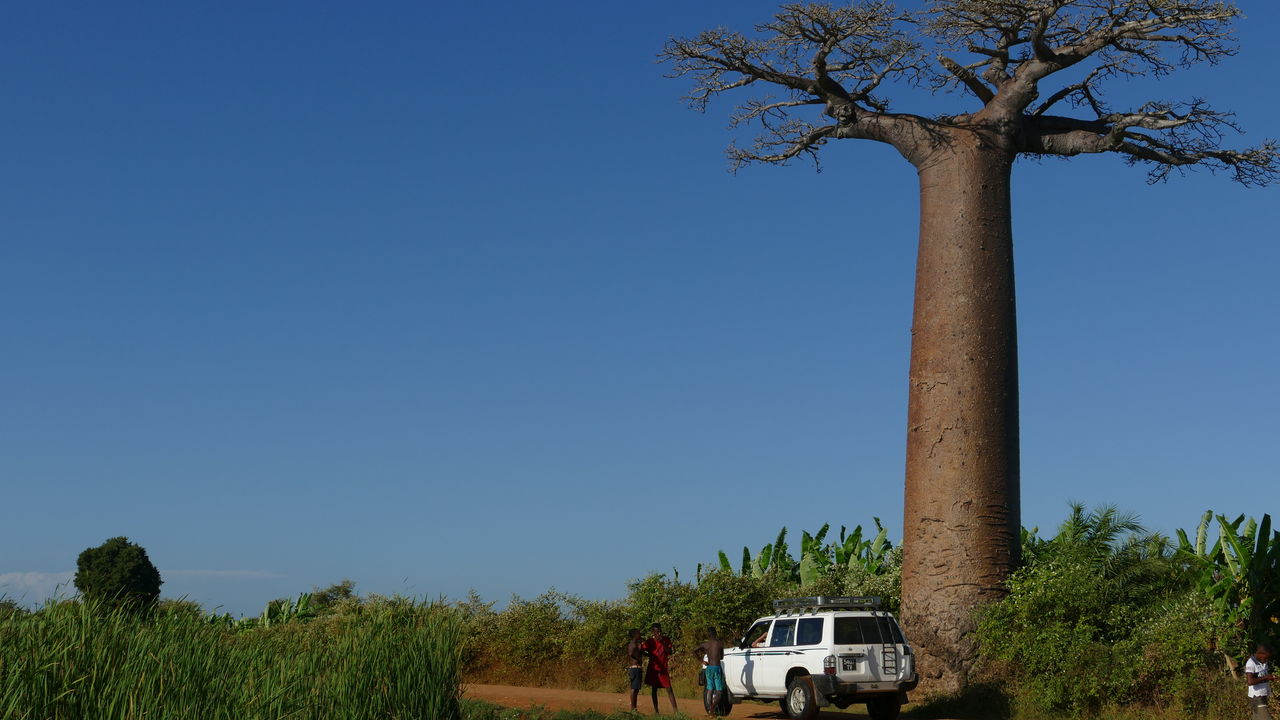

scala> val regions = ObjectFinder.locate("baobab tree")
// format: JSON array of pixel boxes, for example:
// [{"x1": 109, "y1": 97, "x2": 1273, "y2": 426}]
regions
[{"x1": 662, "y1": 0, "x2": 1276, "y2": 694}]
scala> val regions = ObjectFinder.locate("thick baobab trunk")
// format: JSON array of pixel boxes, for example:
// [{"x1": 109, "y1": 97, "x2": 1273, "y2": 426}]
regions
[{"x1": 899, "y1": 131, "x2": 1021, "y2": 695}]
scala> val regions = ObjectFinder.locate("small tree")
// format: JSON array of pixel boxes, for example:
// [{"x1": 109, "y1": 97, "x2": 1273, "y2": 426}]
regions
[{"x1": 74, "y1": 536, "x2": 162, "y2": 610}]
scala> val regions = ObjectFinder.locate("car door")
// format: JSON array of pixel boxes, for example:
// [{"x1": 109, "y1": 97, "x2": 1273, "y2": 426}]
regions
[
  {"x1": 757, "y1": 618, "x2": 798, "y2": 694},
  {"x1": 725, "y1": 620, "x2": 772, "y2": 696}
]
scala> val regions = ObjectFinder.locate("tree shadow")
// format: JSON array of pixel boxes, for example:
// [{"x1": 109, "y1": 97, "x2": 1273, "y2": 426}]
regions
[{"x1": 904, "y1": 683, "x2": 1012, "y2": 720}]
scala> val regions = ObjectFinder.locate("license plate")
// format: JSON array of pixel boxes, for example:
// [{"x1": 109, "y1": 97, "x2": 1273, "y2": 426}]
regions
[{"x1": 842, "y1": 658, "x2": 857, "y2": 671}]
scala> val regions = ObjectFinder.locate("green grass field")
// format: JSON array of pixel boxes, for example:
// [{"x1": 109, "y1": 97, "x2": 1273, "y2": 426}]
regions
[{"x1": 0, "y1": 598, "x2": 462, "y2": 720}]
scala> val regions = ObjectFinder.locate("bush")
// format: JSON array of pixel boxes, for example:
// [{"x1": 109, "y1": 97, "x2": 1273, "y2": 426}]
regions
[
  {"x1": 977, "y1": 506, "x2": 1226, "y2": 716},
  {"x1": 473, "y1": 592, "x2": 575, "y2": 686},
  {"x1": 683, "y1": 569, "x2": 775, "y2": 646}
]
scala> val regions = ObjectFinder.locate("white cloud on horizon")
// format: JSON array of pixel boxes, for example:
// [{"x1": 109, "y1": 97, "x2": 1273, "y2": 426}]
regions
[{"x1": 0, "y1": 571, "x2": 76, "y2": 604}]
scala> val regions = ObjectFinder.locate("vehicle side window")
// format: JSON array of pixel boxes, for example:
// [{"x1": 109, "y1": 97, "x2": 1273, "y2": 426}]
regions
[
  {"x1": 744, "y1": 620, "x2": 772, "y2": 648},
  {"x1": 834, "y1": 617, "x2": 863, "y2": 644},
  {"x1": 770, "y1": 619, "x2": 796, "y2": 647},
  {"x1": 859, "y1": 617, "x2": 886, "y2": 644},
  {"x1": 884, "y1": 618, "x2": 905, "y2": 644},
  {"x1": 797, "y1": 618, "x2": 823, "y2": 646}
]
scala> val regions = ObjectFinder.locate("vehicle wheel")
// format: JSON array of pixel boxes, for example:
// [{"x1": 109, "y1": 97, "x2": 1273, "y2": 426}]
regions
[
  {"x1": 782, "y1": 677, "x2": 818, "y2": 720},
  {"x1": 702, "y1": 687, "x2": 733, "y2": 716},
  {"x1": 866, "y1": 694, "x2": 902, "y2": 720}
]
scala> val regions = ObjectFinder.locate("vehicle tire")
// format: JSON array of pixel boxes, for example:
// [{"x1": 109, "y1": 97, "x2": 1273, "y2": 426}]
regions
[
  {"x1": 782, "y1": 677, "x2": 818, "y2": 720},
  {"x1": 866, "y1": 694, "x2": 902, "y2": 720},
  {"x1": 702, "y1": 687, "x2": 732, "y2": 716}
]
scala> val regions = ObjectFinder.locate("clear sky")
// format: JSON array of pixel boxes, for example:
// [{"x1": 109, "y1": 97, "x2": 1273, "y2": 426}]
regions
[{"x1": 3, "y1": 1, "x2": 1276, "y2": 617}]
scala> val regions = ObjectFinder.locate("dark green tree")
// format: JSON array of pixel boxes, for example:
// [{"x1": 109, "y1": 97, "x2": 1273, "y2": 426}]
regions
[{"x1": 74, "y1": 536, "x2": 162, "y2": 609}]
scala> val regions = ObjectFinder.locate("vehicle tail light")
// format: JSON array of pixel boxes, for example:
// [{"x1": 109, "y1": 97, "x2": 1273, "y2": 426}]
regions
[{"x1": 824, "y1": 655, "x2": 836, "y2": 675}]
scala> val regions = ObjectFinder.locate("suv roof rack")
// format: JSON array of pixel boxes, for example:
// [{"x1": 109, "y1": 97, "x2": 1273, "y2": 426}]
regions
[{"x1": 772, "y1": 596, "x2": 882, "y2": 612}]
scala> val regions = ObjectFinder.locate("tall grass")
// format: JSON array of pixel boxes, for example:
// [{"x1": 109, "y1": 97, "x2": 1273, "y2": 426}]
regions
[{"x1": 0, "y1": 597, "x2": 462, "y2": 719}]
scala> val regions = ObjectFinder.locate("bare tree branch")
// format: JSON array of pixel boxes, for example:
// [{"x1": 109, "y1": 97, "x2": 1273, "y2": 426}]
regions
[
  {"x1": 1031, "y1": 65, "x2": 1106, "y2": 116},
  {"x1": 729, "y1": 122, "x2": 837, "y2": 171},
  {"x1": 1023, "y1": 102, "x2": 1278, "y2": 186},
  {"x1": 923, "y1": 0, "x2": 1243, "y2": 116},
  {"x1": 662, "y1": 1, "x2": 1274, "y2": 184},
  {"x1": 938, "y1": 53, "x2": 995, "y2": 103}
]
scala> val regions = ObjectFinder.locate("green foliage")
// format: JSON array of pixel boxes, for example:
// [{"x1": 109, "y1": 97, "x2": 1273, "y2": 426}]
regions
[
  {"x1": 461, "y1": 520, "x2": 904, "y2": 695},
  {"x1": 1176, "y1": 511, "x2": 1280, "y2": 664},
  {"x1": 0, "y1": 596, "x2": 463, "y2": 719},
  {"x1": 0, "y1": 598, "x2": 29, "y2": 621},
  {"x1": 683, "y1": 569, "x2": 777, "y2": 646},
  {"x1": 719, "y1": 521, "x2": 895, "y2": 588},
  {"x1": 310, "y1": 579, "x2": 358, "y2": 613},
  {"x1": 623, "y1": 573, "x2": 696, "y2": 640},
  {"x1": 466, "y1": 591, "x2": 577, "y2": 686},
  {"x1": 559, "y1": 595, "x2": 629, "y2": 667},
  {"x1": 73, "y1": 536, "x2": 162, "y2": 610},
  {"x1": 978, "y1": 504, "x2": 1222, "y2": 716}
]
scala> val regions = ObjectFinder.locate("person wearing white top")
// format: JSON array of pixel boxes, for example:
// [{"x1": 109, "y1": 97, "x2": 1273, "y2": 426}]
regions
[{"x1": 1246, "y1": 644, "x2": 1275, "y2": 720}]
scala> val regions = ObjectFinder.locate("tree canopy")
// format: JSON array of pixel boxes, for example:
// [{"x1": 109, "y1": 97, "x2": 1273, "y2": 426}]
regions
[
  {"x1": 661, "y1": 0, "x2": 1277, "y2": 183},
  {"x1": 74, "y1": 536, "x2": 163, "y2": 610}
]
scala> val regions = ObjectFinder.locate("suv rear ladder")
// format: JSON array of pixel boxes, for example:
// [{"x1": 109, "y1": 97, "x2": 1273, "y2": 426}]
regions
[{"x1": 877, "y1": 614, "x2": 898, "y2": 676}]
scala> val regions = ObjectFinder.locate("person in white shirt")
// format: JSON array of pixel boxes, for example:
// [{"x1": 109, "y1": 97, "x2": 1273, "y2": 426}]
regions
[{"x1": 1246, "y1": 644, "x2": 1275, "y2": 720}]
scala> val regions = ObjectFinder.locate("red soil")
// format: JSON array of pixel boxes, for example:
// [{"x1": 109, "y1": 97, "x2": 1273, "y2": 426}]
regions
[{"x1": 464, "y1": 683, "x2": 877, "y2": 717}]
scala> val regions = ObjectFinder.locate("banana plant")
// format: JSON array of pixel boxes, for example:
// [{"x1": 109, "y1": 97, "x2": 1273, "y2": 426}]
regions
[
  {"x1": 718, "y1": 521, "x2": 896, "y2": 585},
  {"x1": 260, "y1": 592, "x2": 316, "y2": 628},
  {"x1": 798, "y1": 524, "x2": 832, "y2": 586},
  {"x1": 833, "y1": 518, "x2": 892, "y2": 574},
  {"x1": 1176, "y1": 511, "x2": 1280, "y2": 675}
]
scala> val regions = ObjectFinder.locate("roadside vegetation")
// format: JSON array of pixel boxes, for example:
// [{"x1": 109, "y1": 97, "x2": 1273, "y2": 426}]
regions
[
  {"x1": 2, "y1": 505, "x2": 1273, "y2": 719},
  {"x1": 0, "y1": 594, "x2": 462, "y2": 720},
  {"x1": 458, "y1": 505, "x2": 1275, "y2": 720}
]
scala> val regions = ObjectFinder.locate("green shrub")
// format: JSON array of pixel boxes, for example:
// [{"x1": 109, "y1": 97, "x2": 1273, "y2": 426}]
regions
[
  {"x1": 978, "y1": 505, "x2": 1224, "y2": 717},
  {"x1": 683, "y1": 569, "x2": 775, "y2": 646}
]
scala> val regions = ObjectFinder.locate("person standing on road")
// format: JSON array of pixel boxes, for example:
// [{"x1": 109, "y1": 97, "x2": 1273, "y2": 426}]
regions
[
  {"x1": 625, "y1": 628, "x2": 645, "y2": 712},
  {"x1": 641, "y1": 623, "x2": 677, "y2": 714},
  {"x1": 1247, "y1": 644, "x2": 1276, "y2": 720},
  {"x1": 694, "y1": 627, "x2": 727, "y2": 714}
]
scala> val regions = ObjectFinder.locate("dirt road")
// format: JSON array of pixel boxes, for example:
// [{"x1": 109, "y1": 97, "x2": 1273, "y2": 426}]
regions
[{"x1": 464, "y1": 684, "x2": 877, "y2": 717}]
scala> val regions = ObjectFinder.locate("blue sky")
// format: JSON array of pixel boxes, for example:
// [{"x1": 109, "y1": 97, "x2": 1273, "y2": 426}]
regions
[{"x1": 2, "y1": 1, "x2": 1276, "y2": 617}]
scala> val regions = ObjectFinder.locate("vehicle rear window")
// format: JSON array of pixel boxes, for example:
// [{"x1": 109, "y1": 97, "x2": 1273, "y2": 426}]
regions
[
  {"x1": 834, "y1": 616, "x2": 903, "y2": 644},
  {"x1": 797, "y1": 618, "x2": 823, "y2": 646}
]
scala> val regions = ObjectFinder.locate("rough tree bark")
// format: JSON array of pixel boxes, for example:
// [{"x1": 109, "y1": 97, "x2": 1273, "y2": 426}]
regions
[
  {"x1": 662, "y1": 0, "x2": 1277, "y2": 694},
  {"x1": 902, "y1": 128, "x2": 1021, "y2": 690}
]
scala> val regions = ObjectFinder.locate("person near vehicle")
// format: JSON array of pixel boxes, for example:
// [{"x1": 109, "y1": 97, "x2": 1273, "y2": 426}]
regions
[
  {"x1": 641, "y1": 623, "x2": 677, "y2": 713},
  {"x1": 694, "y1": 627, "x2": 727, "y2": 713},
  {"x1": 1247, "y1": 644, "x2": 1276, "y2": 720},
  {"x1": 624, "y1": 628, "x2": 645, "y2": 712}
]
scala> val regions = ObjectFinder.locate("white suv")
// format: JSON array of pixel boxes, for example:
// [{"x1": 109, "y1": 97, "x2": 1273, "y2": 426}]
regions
[{"x1": 718, "y1": 596, "x2": 917, "y2": 720}]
